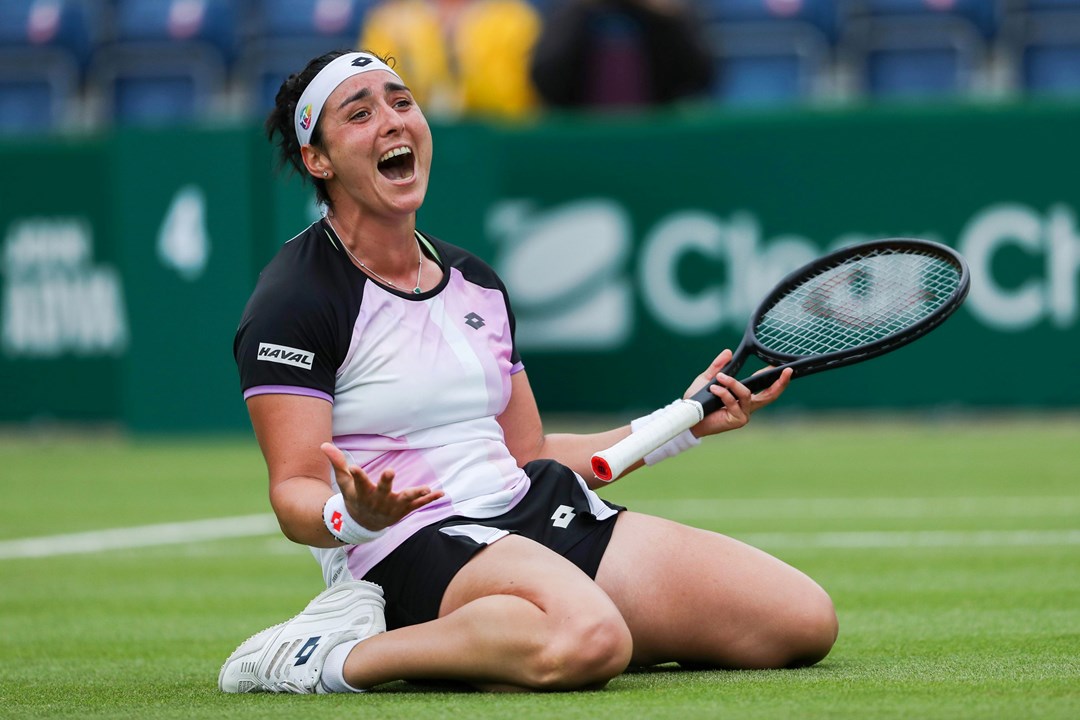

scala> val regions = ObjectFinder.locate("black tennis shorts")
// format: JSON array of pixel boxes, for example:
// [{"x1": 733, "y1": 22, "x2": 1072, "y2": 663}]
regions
[{"x1": 362, "y1": 459, "x2": 625, "y2": 629}]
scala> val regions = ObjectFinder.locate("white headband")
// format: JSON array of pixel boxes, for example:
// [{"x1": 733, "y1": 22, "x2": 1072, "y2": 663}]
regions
[{"x1": 294, "y1": 52, "x2": 401, "y2": 146}]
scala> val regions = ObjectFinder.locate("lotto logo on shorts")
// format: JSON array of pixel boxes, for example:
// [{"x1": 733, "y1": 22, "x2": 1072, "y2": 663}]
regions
[
  {"x1": 257, "y1": 342, "x2": 314, "y2": 369},
  {"x1": 551, "y1": 505, "x2": 576, "y2": 529}
]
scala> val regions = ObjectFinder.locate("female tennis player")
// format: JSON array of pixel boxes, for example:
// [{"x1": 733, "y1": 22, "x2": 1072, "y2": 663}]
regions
[{"x1": 221, "y1": 50, "x2": 837, "y2": 694}]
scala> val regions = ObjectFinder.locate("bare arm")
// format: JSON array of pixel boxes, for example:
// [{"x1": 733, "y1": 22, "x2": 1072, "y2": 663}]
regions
[
  {"x1": 247, "y1": 393, "x2": 442, "y2": 547},
  {"x1": 497, "y1": 350, "x2": 792, "y2": 489},
  {"x1": 497, "y1": 369, "x2": 640, "y2": 486}
]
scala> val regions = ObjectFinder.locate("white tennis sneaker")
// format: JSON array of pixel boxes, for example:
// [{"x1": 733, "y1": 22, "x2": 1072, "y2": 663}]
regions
[{"x1": 218, "y1": 580, "x2": 386, "y2": 694}]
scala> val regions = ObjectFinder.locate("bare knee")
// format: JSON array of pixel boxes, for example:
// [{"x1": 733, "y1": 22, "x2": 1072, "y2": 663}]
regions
[
  {"x1": 526, "y1": 611, "x2": 633, "y2": 690},
  {"x1": 802, "y1": 590, "x2": 840, "y2": 665},
  {"x1": 769, "y1": 586, "x2": 839, "y2": 668}
]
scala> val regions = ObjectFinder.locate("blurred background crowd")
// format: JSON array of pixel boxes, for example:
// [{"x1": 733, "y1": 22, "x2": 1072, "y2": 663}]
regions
[{"x1": 2, "y1": 0, "x2": 1079, "y2": 137}]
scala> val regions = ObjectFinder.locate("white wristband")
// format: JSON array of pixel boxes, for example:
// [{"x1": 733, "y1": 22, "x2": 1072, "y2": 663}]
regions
[
  {"x1": 322, "y1": 493, "x2": 387, "y2": 545},
  {"x1": 631, "y1": 401, "x2": 702, "y2": 466}
]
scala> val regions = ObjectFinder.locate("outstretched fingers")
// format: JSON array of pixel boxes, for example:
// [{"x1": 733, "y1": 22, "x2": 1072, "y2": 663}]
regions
[{"x1": 320, "y1": 442, "x2": 444, "y2": 531}]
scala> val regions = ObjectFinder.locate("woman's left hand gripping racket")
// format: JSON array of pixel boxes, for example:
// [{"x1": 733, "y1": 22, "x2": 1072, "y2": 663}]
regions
[{"x1": 591, "y1": 238, "x2": 970, "y2": 482}]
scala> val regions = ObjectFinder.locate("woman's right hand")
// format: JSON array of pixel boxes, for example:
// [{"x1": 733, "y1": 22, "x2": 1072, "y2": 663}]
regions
[
  {"x1": 684, "y1": 349, "x2": 792, "y2": 438},
  {"x1": 321, "y1": 442, "x2": 444, "y2": 531}
]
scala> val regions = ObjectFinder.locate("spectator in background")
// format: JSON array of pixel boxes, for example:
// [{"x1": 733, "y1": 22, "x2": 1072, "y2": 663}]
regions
[
  {"x1": 530, "y1": 0, "x2": 714, "y2": 110},
  {"x1": 358, "y1": 0, "x2": 459, "y2": 115},
  {"x1": 359, "y1": 0, "x2": 542, "y2": 119},
  {"x1": 454, "y1": 0, "x2": 542, "y2": 119}
]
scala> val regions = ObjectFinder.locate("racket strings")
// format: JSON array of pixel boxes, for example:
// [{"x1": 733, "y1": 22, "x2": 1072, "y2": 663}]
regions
[{"x1": 756, "y1": 250, "x2": 962, "y2": 357}]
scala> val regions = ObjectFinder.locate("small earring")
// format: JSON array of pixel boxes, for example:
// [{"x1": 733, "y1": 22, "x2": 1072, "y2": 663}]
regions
[{"x1": 322, "y1": 171, "x2": 328, "y2": 178}]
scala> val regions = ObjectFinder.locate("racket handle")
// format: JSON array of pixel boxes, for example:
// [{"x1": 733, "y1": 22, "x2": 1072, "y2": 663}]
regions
[{"x1": 591, "y1": 399, "x2": 704, "y2": 482}]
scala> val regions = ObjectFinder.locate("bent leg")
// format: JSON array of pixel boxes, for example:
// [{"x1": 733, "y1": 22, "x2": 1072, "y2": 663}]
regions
[
  {"x1": 342, "y1": 534, "x2": 632, "y2": 691},
  {"x1": 595, "y1": 512, "x2": 838, "y2": 669}
]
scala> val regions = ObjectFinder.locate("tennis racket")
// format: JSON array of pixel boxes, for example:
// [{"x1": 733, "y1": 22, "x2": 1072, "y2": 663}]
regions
[{"x1": 591, "y1": 238, "x2": 970, "y2": 482}]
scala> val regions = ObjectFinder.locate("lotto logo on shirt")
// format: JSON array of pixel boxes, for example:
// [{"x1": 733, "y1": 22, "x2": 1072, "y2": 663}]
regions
[{"x1": 257, "y1": 342, "x2": 314, "y2": 369}]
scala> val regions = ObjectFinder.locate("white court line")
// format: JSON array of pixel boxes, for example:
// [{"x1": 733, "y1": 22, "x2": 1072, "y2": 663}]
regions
[
  {"x1": 1, "y1": 505, "x2": 1079, "y2": 560},
  {"x1": 0, "y1": 514, "x2": 280, "y2": 559},
  {"x1": 739, "y1": 529, "x2": 1080, "y2": 549},
  {"x1": 631, "y1": 496, "x2": 1080, "y2": 519}
]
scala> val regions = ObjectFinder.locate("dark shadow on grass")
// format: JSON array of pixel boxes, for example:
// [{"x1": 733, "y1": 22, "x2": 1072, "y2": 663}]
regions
[
  {"x1": 368, "y1": 661, "x2": 839, "y2": 694},
  {"x1": 627, "y1": 661, "x2": 837, "y2": 674},
  {"x1": 372, "y1": 679, "x2": 479, "y2": 694}
]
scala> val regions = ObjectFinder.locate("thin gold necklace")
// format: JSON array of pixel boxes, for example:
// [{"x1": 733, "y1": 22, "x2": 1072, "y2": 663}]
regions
[{"x1": 328, "y1": 219, "x2": 423, "y2": 294}]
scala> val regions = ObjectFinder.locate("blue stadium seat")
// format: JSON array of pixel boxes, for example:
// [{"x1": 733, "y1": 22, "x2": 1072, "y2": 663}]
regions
[
  {"x1": 1026, "y1": 0, "x2": 1080, "y2": 10},
  {"x1": 90, "y1": 0, "x2": 240, "y2": 126},
  {"x1": 858, "y1": 0, "x2": 999, "y2": 38},
  {"x1": 237, "y1": 0, "x2": 376, "y2": 114},
  {"x1": 112, "y1": 0, "x2": 239, "y2": 62},
  {"x1": 700, "y1": 0, "x2": 838, "y2": 105},
  {"x1": 700, "y1": 0, "x2": 840, "y2": 40},
  {"x1": 1023, "y1": 43, "x2": 1080, "y2": 95},
  {"x1": 713, "y1": 53, "x2": 806, "y2": 105},
  {"x1": 843, "y1": 0, "x2": 997, "y2": 100},
  {"x1": 0, "y1": 0, "x2": 103, "y2": 134},
  {"x1": 0, "y1": 0, "x2": 102, "y2": 68},
  {"x1": 866, "y1": 46, "x2": 967, "y2": 98},
  {"x1": 0, "y1": 76, "x2": 77, "y2": 136},
  {"x1": 522, "y1": 0, "x2": 557, "y2": 20},
  {"x1": 256, "y1": 0, "x2": 372, "y2": 39},
  {"x1": 1015, "y1": 6, "x2": 1080, "y2": 97},
  {"x1": 113, "y1": 75, "x2": 203, "y2": 123}
]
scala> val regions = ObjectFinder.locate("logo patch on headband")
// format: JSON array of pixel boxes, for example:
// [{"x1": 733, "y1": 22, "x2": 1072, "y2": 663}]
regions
[{"x1": 294, "y1": 52, "x2": 400, "y2": 146}]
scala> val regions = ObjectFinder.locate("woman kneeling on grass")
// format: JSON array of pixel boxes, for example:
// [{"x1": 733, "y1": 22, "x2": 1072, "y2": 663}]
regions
[{"x1": 220, "y1": 49, "x2": 838, "y2": 694}]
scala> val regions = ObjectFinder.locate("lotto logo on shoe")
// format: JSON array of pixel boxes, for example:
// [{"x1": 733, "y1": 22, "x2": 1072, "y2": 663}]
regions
[
  {"x1": 294, "y1": 636, "x2": 321, "y2": 666},
  {"x1": 257, "y1": 342, "x2": 314, "y2": 369},
  {"x1": 551, "y1": 505, "x2": 576, "y2": 529},
  {"x1": 331, "y1": 511, "x2": 344, "y2": 532}
]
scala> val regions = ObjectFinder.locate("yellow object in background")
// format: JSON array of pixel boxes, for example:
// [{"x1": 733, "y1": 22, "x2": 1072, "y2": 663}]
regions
[
  {"x1": 359, "y1": 0, "x2": 542, "y2": 119},
  {"x1": 455, "y1": 0, "x2": 542, "y2": 119},
  {"x1": 358, "y1": 0, "x2": 459, "y2": 115}
]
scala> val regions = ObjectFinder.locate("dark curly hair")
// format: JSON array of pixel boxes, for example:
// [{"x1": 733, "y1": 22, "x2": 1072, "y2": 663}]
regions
[{"x1": 265, "y1": 49, "x2": 396, "y2": 208}]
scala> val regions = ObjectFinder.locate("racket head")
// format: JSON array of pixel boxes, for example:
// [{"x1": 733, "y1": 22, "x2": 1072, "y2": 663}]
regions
[
  {"x1": 602, "y1": 238, "x2": 969, "y2": 481},
  {"x1": 744, "y1": 238, "x2": 969, "y2": 379}
]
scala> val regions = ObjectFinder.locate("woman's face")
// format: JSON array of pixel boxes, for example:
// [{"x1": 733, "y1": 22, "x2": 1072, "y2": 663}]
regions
[{"x1": 315, "y1": 70, "x2": 434, "y2": 220}]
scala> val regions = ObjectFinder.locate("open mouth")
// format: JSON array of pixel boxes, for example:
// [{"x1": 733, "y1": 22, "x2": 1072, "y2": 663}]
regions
[{"x1": 377, "y1": 146, "x2": 415, "y2": 181}]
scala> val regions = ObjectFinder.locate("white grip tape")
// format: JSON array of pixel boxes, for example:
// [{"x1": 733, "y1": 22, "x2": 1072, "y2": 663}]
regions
[{"x1": 591, "y1": 399, "x2": 704, "y2": 482}]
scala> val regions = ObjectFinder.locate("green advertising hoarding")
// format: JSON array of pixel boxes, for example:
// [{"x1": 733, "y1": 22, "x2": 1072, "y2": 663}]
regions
[
  {"x1": 0, "y1": 126, "x2": 268, "y2": 431},
  {"x1": 418, "y1": 105, "x2": 1080, "y2": 415},
  {"x1": 112, "y1": 126, "x2": 268, "y2": 432},
  {"x1": 0, "y1": 139, "x2": 125, "y2": 422},
  {"x1": 1, "y1": 103, "x2": 1078, "y2": 431}
]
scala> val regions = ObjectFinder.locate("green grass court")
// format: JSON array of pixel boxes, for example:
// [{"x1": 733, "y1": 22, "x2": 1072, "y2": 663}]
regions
[{"x1": 1, "y1": 417, "x2": 1078, "y2": 719}]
